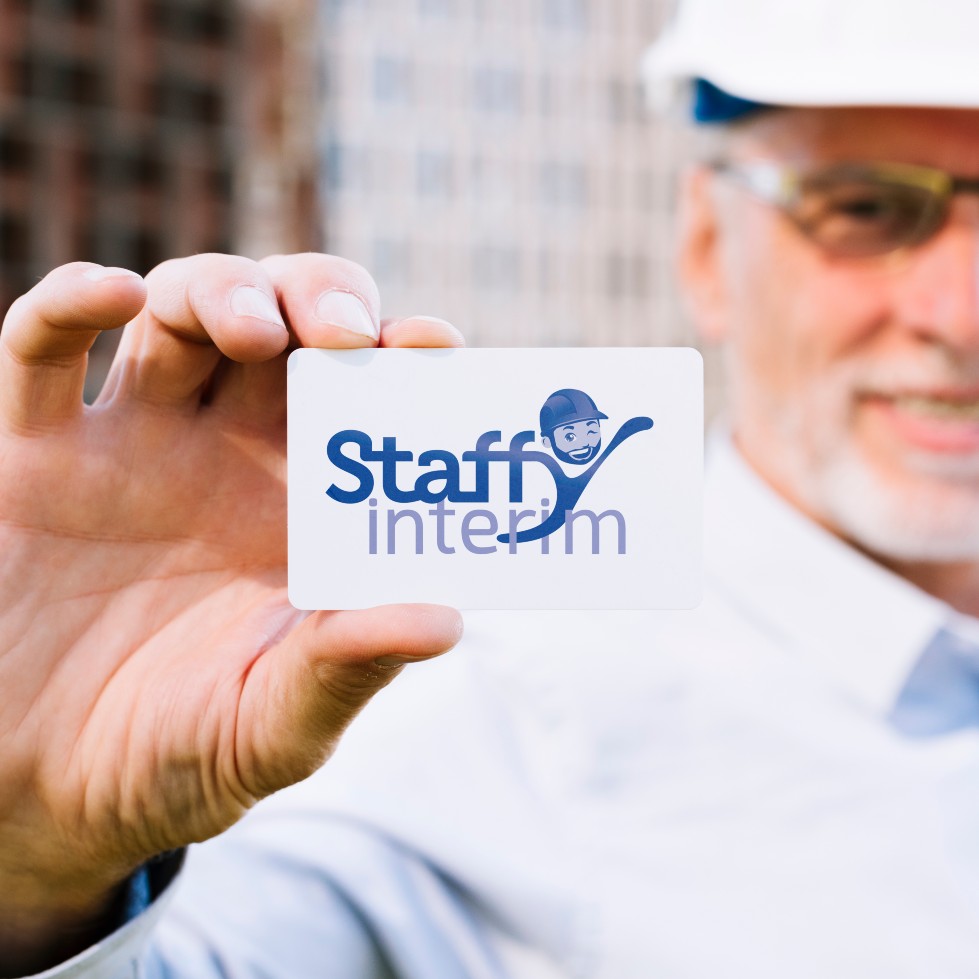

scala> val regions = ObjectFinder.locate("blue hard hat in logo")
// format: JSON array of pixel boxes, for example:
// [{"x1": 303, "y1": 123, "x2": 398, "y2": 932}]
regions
[{"x1": 539, "y1": 389, "x2": 608, "y2": 438}]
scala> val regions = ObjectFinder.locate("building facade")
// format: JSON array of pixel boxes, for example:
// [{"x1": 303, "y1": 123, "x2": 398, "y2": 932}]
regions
[
  {"x1": 0, "y1": 0, "x2": 319, "y2": 392},
  {"x1": 316, "y1": 0, "x2": 696, "y2": 351},
  {"x1": 1, "y1": 0, "x2": 711, "y2": 393}
]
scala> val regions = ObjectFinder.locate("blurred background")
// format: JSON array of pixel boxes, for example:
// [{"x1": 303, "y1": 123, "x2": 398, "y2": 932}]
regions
[{"x1": 0, "y1": 0, "x2": 708, "y2": 398}]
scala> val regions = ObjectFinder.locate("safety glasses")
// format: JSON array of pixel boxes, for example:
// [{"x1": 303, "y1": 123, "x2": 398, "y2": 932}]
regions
[{"x1": 710, "y1": 160, "x2": 979, "y2": 259}]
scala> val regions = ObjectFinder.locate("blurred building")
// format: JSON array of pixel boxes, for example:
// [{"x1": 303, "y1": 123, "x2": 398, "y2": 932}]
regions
[
  {"x1": 316, "y1": 0, "x2": 694, "y2": 349},
  {"x1": 0, "y1": 0, "x2": 319, "y2": 388},
  {"x1": 1, "y1": 0, "x2": 709, "y2": 391}
]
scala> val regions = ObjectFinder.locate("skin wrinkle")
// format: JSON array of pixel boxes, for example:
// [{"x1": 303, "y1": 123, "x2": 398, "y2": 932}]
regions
[
  {"x1": 224, "y1": 655, "x2": 268, "y2": 811},
  {"x1": 3, "y1": 347, "x2": 87, "y2": 372},
  {"x1": 0, "y1": 529, "x2": 276, "y2": 601},
  {"x1": 229, "y1": 605, "x2": 310, "y2": 801},
  {"x1": 0, "y1": 579, "x2": 132, "y2": 752},
  {"x1": 0, "y1": 430, "x2": 285, "y2": 549},
  {"x1": 61, "y1": 583, "x2": 288, "y2": 857}
]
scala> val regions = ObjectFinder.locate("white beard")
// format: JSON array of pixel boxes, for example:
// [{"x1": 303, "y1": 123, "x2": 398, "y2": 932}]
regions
[
  {"x1": 805, "y1": 443, "x2": 979, "y2": 562},
  {"x1": 742, "y1": 354, "x2": 979, "y2": 564}
]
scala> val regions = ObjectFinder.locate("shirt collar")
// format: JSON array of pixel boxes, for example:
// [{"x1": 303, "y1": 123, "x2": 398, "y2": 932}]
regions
[{"x1": 704, "y1": 428, "x2": 954, "y2": 717}]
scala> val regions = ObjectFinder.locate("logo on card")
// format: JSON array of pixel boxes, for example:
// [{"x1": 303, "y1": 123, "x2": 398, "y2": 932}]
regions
[{"x1": 324, "y1": 389, "x2": 653, "y2": 556}]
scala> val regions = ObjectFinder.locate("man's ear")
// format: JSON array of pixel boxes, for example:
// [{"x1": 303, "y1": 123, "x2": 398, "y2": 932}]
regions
[
  {"x1": 542, "y1": 436, "x2": 552, "y2": 450},
  {"x1": 676, "y1": 165, "x2": 730, "y2": 344}
]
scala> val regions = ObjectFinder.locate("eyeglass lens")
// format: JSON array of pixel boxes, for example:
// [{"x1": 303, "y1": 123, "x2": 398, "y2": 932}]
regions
[{"x1": 789, "y1": 172, "x2": 948, "y2": 258}]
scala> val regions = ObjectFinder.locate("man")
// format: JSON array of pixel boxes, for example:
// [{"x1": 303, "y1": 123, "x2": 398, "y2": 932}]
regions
[
  {"x1": 539, "y1": 389, "x2": 606, "y2": 465},
  {"x1": 6, "y1": 0, "x2": 979, "y2": 975}
]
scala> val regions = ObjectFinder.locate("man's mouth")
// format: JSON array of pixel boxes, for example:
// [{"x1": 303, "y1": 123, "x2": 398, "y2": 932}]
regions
[
  {"x1": 888, "y1": 393, "x2": 979, "y2": 421},
  {"x1": 569, "y1": 447, "x2": 592, "y2": 459},
  {"x1": 862, "y1": 390, "x2": 979, "y2": 453}
]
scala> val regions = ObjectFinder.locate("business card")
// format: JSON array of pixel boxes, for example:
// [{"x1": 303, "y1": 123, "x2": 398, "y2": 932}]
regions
[{"x1": 288, "y1": 348, "x2": 702, "y2": 610}]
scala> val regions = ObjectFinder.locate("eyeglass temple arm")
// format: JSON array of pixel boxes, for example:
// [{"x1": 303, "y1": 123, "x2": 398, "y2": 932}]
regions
[
  {"x1": 708, "y1": 161, "x2": 797, "y2": 204},
  {"x1": 951, "y1": 176, "x2": 979, "y2": 196}
]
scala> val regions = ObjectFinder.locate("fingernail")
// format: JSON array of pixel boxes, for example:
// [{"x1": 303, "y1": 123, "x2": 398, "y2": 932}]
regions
[
  {"x1": 373, "y1": 655, "x2": 412, "y2": 669},
  {"x1": 230, "y1": 285, "x2": 286, "y2": 327},
  {"x1": 395, "y1": 316, "x2": 465, "y2": 345},
  {"x1": 314, "y1": 289, "x2": 378, "y2": 340},
  {"x1": 83, "y1": 266, "x2": 143, "y2": 282}
]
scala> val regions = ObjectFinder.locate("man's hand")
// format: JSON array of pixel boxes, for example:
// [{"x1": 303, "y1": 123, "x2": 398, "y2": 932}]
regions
[{"x1": 0, "y1": 255, "x2": 464, "y2": 971}]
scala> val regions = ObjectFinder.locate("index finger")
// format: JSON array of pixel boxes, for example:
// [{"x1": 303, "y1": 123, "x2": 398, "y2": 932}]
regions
[
  {"x1": 259, "y1": 253, "x2": 382, "y2": 349},
  {"x1": 103, "y1": 254, "x2": 290, "y2": 409},
  {"x1": 0, "y1": 263, "x2": 147, "y2": 430}
]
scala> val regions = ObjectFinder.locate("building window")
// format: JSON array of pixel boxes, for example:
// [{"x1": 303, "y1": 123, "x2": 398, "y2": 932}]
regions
[
  {"x1": 146, "y1": 1, "x2": 233, "y2": 42},
  {"x1": 0, "y1": 128, "x2": 32, "y2": 173},
  {"x1": 469, "y1": 155, "x2": 510, "y2": 203},
  {"x1": 73, "y1": 143, "x2": 98, "y2": 184},
  {"x1": 373, "y1": 237, "x2": 411, "y2": 285},
  {"x1": 318, "y1": 60, "x2": 332, "y2": 100},
  {"x1": 606, "y1": 79, "x2": 626, "y2": 123},
  {"x1": 324, "y1": 140, "x2": 370, "y2": 192},
  {"x1": 631, "y1": 255, "x2": 650, "y2": 299},
  {"x1": 373, "y1": 55, "x2": 412, "y2": 103},
  {"x1": 20, "y1": 56, "x2": 103, "y2": 106},
  {"x1": 72, "y1": 224, "x2": 97, "y2": 261},
  {"x1": 126, "y1": 147, "x2": 166, "y2": 190},
  {"x1": 150, "y1": 78, "x2": 224, "y2": 125},
  {"x1": 416, "y1": 150, "x2": 453, "y2": 198},
  {"x1": 130, "y1": 230, "x2": 164, "y2": 275},
  {"x1": 542, "y1": 0, "x2": 587, "y2": 31},
  {"x1": 419, "y1": 0, "x2": 453, "y2": 16},
  {"x1": 607, "y1": 80, "x2": 647, "y2": 124},
  {"x1": 606, "y1": 251, "x2": 624, "y2": 298},
  {"x1": 539, "y1": 161, "x2": 588, "y2": 208},
  {"x1": 473, "y1": 244, "x2": 521, "y2": 292},
  {"x1": 606, "y1": 251, "x2": 650, "y2": 299},
  {"x1": 44, "y1": 0, "x2": 100, "y2": 18},
  {"x1": 177, "y1": 82, "x2": 223, "y2": 125},
  {"x1": 472, "y1": 67, "x2": 521, "y2": 115},
  {"x1": 635, "y1": 169, "x2": 654, "y2": 211},
  {"x1": 96, "y1": 145, "x2": 166, "y2": 190},
  {"x1": 98, "y1": 227, "x2": 164, "y2": 274},
  {"x1": 323, "y1": 0, "x2": 362, "y2": 15},
  {"x1": 207, "y1": 164, "x2": 233, "y2": 200},
  {"x1": 538, "y1": 74, "x2": 553, "y2": 116},
  {"x1": 537, "y1": 249, "x2": 554, "y2": 293},
  {"x1": 0, "y1": 214, "x2": 31, "y2": 264}
]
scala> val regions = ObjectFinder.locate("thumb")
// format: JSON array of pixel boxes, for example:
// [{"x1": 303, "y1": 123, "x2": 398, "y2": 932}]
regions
[{"x1": 235, "y1": 604, "x2": 463, "y2": 799}]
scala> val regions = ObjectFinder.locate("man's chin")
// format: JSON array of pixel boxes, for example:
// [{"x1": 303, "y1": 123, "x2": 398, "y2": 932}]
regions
[{"x1": 810, "y1": 450, "x2": 979, "y2": 563}]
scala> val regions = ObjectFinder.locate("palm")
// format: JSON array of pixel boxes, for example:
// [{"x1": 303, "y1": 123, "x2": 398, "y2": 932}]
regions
[{"x1": 0, "y1": 379, "x2": 290, "y2": 874}]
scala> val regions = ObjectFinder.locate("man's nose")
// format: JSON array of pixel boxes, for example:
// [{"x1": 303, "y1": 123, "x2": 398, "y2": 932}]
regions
[{"x1": 891, "y1": 196, "x2": 979, "y2": 353}]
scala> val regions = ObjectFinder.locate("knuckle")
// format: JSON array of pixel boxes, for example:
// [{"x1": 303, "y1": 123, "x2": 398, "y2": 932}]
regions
[
  {"x1": 262, "y1": 253, "x2": 381, "y2": 310},
  {"x1": 143, "y1": 256, "x2": 184, "y2": 284},
  {"x1": 328, "y1": 257, "x2": 380, "y2": 308},
  {"x1": 314, "y1": 662, "x2": 392, "y2": 715},
  {"x1": 2, "y1": 293, "x2": 28, "y2": 329}
]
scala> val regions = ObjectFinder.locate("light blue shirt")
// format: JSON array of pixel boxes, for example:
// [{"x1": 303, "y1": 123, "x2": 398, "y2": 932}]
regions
[{"x1": 33, "y1": 435, "x2": 979, "y2": 978}]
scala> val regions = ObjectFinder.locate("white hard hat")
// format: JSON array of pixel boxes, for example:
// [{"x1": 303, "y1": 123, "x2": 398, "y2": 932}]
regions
[{"x1": 643, "y1": 0, "x2": 979, "y2": 119}]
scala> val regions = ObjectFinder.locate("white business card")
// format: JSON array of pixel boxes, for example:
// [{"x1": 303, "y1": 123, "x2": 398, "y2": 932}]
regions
[{"x1": 288, "y1": 348, "x2": 702, "y2": 610}]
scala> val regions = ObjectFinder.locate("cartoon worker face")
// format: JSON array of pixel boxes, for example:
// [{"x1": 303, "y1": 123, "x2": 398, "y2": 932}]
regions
[{"x1": 543, "y1": 418, "x2": 602, "y2": 465}]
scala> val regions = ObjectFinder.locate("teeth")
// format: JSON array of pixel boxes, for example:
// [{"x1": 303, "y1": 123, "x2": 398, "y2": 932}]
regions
[{"x1": 892, "y1": 395, "x2": 979, "y2": 420}]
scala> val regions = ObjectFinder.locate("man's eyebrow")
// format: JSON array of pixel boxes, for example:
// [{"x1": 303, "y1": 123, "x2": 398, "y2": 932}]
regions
[
  {"x1": 585, "y1": 420, "x2": 599, "y2": 428},
  {"x1": 558, "y1": 424, "x2": 575, "y2": 433}
]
